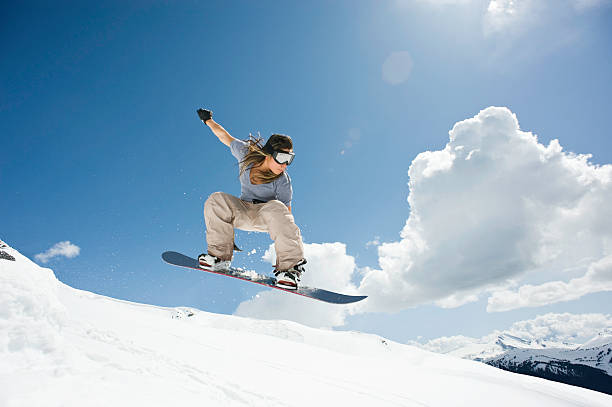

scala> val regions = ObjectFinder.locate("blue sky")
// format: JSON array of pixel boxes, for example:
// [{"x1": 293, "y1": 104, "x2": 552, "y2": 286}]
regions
[{"x1": 2, "y1": 0, "x2": 612, "y2": 344}]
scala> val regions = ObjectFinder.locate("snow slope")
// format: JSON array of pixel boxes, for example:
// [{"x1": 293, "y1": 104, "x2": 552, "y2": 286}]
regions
[{"x1": 1, "y1": 243, "x2": 611, "y2": 406}]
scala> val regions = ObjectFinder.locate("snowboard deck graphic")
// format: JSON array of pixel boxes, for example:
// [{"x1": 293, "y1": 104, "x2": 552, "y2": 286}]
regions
[{"x1": 162, "y1": 251, "x2": 367, "y2": 304}]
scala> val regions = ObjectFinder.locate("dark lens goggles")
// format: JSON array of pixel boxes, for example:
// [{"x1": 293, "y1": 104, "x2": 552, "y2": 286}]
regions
[{"x1": 272, "y1": 150, "x2": 295, "y2": 165}]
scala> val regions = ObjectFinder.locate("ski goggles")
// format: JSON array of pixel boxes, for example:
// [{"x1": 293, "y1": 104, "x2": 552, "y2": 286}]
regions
[{"x1": 272, "y1": 150, "x2": 295, "y2": 165}]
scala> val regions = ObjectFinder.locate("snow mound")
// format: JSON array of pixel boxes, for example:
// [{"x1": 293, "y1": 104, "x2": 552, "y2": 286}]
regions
[
  {"x1": 0, "y1": 243, "x2": 68, "y2": 364},
  {"x1": 1, "y1": 241, "x2": 611, "y2": 406}
]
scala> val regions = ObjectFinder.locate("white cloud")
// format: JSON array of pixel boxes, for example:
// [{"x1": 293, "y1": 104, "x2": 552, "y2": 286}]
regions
[
  {"x1": 488, "y1": 254, "x2": 612, "y2": 311},
  {"x1": 503, "y1": 312, "x2": 612, "y2": 343},
  {"x1": 434, "y1": 292, "x2": 480, "y2": 308},
  {"x1": 412, "y1": 0, "x2": 610, "y2": 38},
  {"x1": 366, "y1": 236, "x2": 381, "y2": 248},
  {"x1": 415, "y1": 313, "x2": 612, "y2": 355},
  {"x1": 382, "y1": 51, "x2": 414, "y2": 85},
  {"x1": 35, "y1": 241, "x2": 81, "y2": 264},
  {"x1": 234, "y1": 242, "x2": 361, "y2": 328},
  {"x1": 358, "y1": 106, "x2": 612, "y2": 313},
  {"x1": 483, "y1": 0, "x2": 537, "y2": 36},
  {"x1": 416, "y1": 312, "x2": 612, "y2": 353}
]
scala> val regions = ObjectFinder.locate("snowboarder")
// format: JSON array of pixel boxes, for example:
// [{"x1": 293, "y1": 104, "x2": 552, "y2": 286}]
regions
[{"x1": 196, "y1": 108, "x2": 307, "y2": 290}]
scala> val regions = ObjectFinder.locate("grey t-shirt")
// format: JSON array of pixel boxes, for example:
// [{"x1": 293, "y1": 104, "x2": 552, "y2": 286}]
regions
[{"x1": 230, "y1": 139, "x2": 292, "y2": 207}]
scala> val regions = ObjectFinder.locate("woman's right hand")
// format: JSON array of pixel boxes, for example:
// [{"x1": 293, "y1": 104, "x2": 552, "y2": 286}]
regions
[{"x1": 197, "y1": 108, "x2": 212, "y2": 123}]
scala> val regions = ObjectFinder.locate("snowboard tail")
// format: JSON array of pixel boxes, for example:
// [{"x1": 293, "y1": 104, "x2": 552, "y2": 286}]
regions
[{"x1": 161, "y1": 251, "x2": 367, "y2": 305}]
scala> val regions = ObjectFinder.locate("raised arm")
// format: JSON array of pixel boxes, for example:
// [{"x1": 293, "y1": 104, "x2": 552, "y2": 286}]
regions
[{"x1": 197, "y1": 108, "x2": 236, "y2": 147}]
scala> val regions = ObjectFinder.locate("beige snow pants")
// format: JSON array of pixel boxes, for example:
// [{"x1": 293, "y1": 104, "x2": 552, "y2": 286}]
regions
[{"x1": 204, "y1": 192, "x2": 304, "y2": 270}]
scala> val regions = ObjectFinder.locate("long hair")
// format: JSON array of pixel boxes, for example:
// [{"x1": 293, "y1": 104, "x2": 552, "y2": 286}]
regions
[{"x1": 240, "y1": 133, "x2": 293, "y2": 184}]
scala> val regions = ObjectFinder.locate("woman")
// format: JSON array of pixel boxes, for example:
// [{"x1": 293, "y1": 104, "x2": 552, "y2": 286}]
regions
[{"x1": 196, "y1": 108, "x2": 307, "y2": 290}]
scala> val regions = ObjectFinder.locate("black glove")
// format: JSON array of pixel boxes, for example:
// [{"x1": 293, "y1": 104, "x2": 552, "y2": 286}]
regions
[{"x1": 197, "y1": 108, "x2": 212, "y2": 123}]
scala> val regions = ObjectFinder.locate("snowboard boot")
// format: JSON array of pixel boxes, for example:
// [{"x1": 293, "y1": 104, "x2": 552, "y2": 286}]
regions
[
  {"x1": 198, "y1": 253, "x2": 231, "y2": 271},
  {"x1": 274, "y1": 259, "x2": 307, "y2": 290}
]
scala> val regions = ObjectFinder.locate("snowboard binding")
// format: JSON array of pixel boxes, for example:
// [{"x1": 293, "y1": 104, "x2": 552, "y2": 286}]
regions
[{"x1": 274, "y1": 259, "x2": 307, "y2": 290}]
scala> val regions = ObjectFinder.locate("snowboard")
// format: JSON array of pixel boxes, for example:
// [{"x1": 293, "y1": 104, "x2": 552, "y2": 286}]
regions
[{"x1": 161, "y1": 251, "x2": 367, "y2": 304}]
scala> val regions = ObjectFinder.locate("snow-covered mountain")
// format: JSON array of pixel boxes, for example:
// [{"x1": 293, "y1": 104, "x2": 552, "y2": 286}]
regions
[
  {"x1": 426, "y1": 333, "x2": 578, "y2": 362},
  {"x1": 408, "y1": 304, "x2": 611, "y2": 395},
  {"x1": 1, "y1": 241, "x2": 611, "y2": 406},
  {"x1": 485, "y1": 333, "x2": 612, "y2": 395},
  {"x1": 580, "y1": 329, "x2": 612, "y2": 350}
]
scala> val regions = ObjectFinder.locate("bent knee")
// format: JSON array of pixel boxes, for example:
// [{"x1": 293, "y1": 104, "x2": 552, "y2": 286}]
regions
[
  {"x1": 204, "y1": 192, "x2": 227, "y2": 211},
  {"x1": 206, "y1": 191, "x2": 226, "y2": 204}
]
